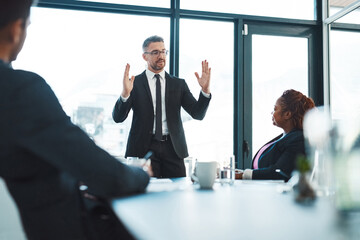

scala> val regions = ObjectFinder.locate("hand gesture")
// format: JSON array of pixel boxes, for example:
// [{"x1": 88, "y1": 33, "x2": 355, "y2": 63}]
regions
[
  {"x1": 121, "y1": 63, "x2": 135, "y2": 98},
  {"x1": 194, "y1": 60, "x2": 211, "y2": 94}
]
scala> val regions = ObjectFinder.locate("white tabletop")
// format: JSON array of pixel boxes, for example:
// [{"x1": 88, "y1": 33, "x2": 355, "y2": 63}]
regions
[{"x1": 112, "y1": 178, "x2": 354, "y2": 240}]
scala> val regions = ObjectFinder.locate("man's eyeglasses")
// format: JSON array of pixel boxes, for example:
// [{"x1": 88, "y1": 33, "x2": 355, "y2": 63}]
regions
[{"x1": 144, "y1": 50, "x2": 169, "y2": 57}]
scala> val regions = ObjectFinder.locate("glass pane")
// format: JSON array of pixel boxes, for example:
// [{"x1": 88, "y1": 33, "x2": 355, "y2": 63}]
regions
[
  {"x1": 334, "y1": 7, "x2": 360, "y2": 24},
  {"x1": 181, "y1": 0, "x2": 314, "y2": 20},
  {"x1": 252, "y1": 35, "x2": 308, "y2": 157},
  {"x1": 14, "y1": 7, "x2": 170, "y2": 157},
  {"x1": 330, "y1": 31, "x2": 360, "y2": 120},
  {"x1": 329, "y1": 0, "x2": 359, "y2": 19},
  {"x1": 76, "y1": 0, "x2": 169, "y2": 8},
  {"x1": 180, "y1": 19, "x2": 234, "y2": 164}
]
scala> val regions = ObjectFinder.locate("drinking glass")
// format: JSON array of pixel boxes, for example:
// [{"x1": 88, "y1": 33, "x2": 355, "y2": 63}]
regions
[{"x1": 219, "y1": 156, "x2": 235, "y2": 185}]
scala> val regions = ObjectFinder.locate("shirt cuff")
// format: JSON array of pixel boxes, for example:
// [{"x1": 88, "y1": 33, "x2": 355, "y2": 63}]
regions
[
  {"x1": 120, "y1": 95, "x2": 129, "y2": 102},
  {"x1": 242, "y1": 169, "x2": 253, "y2": 180},
  {"x1": 201, "y1": 90, "x2": 211, "y2": 98}
]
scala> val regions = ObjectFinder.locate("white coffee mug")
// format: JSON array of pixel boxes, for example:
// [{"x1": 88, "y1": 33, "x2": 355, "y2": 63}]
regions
[{"x1": 192, "y1": 161, "x2": 218, "y2": 189}]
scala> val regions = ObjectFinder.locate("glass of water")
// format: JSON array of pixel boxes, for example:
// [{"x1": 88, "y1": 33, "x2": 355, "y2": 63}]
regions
[{"x1": 219, "y1": 155, "x2": 235, "y2": 186}]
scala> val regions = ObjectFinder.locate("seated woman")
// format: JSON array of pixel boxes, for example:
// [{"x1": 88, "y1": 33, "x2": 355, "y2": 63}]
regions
[{"x1": 237, "y1": 89, "x2": 315, "y2": 181}]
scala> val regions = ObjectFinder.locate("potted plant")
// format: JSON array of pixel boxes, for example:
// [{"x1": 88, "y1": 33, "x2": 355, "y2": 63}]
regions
[{"x1": 295, "y1": 155, "x2": 316, "y2": 203}]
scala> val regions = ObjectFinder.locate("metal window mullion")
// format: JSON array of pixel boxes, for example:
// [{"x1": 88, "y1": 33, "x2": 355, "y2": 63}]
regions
[
  {"x1": 234, "y1": 18, "x2": 243, "y2": 169},
  {"x1": 322, "y1": 0, "x2": 331, "y2": 107},
  {"x1": 170, "y1": 0, "x2": 180, "y2": 77}
]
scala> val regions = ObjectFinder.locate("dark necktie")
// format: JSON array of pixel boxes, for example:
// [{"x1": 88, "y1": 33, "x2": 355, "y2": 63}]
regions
[{"x1": 154, "y1": 74, "x2": 162, "y2": 141}]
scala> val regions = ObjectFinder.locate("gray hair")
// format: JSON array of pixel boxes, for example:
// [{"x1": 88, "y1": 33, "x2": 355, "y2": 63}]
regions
[{"x1": 142, "y1": 35, "x2": 164, "y2": 52}]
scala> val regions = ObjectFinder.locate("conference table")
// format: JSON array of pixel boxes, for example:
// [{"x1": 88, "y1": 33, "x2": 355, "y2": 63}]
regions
[{"x1": 112, "y1": 178, "x2": 359, "y2": 240}]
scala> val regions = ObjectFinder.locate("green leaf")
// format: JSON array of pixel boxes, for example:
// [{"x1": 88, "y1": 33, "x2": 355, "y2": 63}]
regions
[{"x1": 296, "y1": 154, "x2": 311, "y2": 173}]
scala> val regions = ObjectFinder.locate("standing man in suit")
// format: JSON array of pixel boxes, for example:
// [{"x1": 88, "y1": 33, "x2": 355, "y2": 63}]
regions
[
  {"x1": 0, "y1": 1, "x2": 150, "y2": 239},
  {"x1": 113, "y1": 35, "x2": 211, "y2": 178}
]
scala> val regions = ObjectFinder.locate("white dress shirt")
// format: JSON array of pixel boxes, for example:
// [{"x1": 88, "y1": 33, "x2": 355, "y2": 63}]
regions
[{"x1": 145, "y1": 69, "x2": 169, "y2": 135}]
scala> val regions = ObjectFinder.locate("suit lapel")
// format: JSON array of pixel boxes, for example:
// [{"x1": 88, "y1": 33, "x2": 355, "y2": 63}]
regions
[
  {"x1": 165, "y1": 72, "x2": 172, "y2": 110},
  {"x1": 139, "y1": 71, "x2": 153, "y2": 104}
]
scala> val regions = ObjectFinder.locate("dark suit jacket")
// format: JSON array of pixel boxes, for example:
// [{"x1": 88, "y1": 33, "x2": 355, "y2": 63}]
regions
[
  {"x1": 112, "y1": 71, "x2": 211, "y2": 159},
  {"x1": 252, "y1": 128, "x2": 305, "y2": 181},
  {"x1": 0, "y1": 60, "x2": 149, "y2": 240}
]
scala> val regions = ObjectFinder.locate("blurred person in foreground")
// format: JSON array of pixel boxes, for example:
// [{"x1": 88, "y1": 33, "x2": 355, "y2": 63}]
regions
[
  {"x1": 0, "y1": 0, "x2": 151, "y2": 239},
  {"x1": 112, "y1": 35, "x2": 211, "y2": 178},
  {"x1": 236, "y1": 89, "x2": 315, "y2": 181}
]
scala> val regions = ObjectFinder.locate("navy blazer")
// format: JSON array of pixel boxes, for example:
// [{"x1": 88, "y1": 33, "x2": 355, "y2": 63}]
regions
[
  {"x1": 112, "y1": 71, "x2": 211, "y2": 159},
  {"x1": 252, "y1": 128, "x2": 305, "y2": 181},
  {"x1": 0, "y1": 60, "x2": 149, "y2": 240}
]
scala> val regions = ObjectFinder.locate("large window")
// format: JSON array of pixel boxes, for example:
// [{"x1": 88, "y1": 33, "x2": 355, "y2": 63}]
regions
[
  {"x1": 179, "y1": 19, "x2": 234, "y2": 163},
  {"x1": 330, "y1": 31, "x2": 360, "y2": 120},
  {"x1": 14, "y1": 7, "x2": 170, "y2": 157},
  {"x1": 326, "y1": 2, "x2": 360, "y2": 123}
]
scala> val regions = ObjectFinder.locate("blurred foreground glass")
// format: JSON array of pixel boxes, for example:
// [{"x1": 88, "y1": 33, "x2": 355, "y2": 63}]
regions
[
  {"x1": 335, "y1": 150, "x2": 360, "y2": 211},
  {"x1": 304, "y1": 105, "x2": 360, "y2": 211},
  {"x1": 303, "y1": 107, "x2": 334, "y2": 197},
  {"x1": 331, "y1": 111, "x2": 360, "y2": 211}
]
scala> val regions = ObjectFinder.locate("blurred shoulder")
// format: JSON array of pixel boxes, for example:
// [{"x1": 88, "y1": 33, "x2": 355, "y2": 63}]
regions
[{"x1": 6, "y1": 67, "x2": 46, "y2": 85}]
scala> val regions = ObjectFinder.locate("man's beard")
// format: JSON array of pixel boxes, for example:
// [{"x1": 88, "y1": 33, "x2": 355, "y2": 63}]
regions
[{"x1": 150, "y1": 59, "x2": 165, "y2": 71}]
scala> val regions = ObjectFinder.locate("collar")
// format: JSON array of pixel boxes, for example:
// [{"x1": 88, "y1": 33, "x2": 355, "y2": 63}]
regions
[
  {"x1": 0, "y1": 59, "x2": 11, "y2": 68},
  {"x1": 278, "y1": 128, "x2": 302, "y2": 141},
  {"x1": 145, "y1": 68, "x2": 166, "y2": 81}
]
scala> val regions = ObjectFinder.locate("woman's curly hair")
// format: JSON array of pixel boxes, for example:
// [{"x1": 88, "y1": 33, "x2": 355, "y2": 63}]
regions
[{"x1": 279, "y1": 89, "x2": 315, "y2": 129}]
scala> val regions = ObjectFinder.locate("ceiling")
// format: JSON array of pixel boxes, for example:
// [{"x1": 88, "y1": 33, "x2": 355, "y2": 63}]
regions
[{"x1": 330, "y1": 0, "x2": 359, "y2": 7}]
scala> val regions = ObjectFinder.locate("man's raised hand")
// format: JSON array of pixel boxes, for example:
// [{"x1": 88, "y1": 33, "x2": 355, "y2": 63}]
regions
[
  {"x1": 194, "y1": 60, "x2": 211, "y2": 94},
  {"x1": 121, "y1": 63, "x2": 135, "y2": 98}
]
